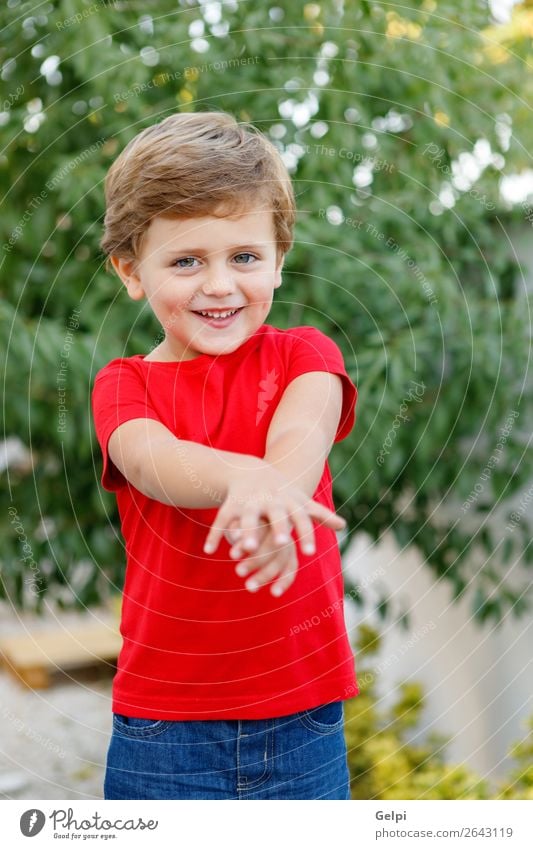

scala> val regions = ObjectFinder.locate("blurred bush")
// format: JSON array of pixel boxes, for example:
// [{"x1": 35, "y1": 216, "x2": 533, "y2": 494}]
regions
[
  {"x1": 1, "y1": 1, "x2": 532, "y2": 619},
  {"x1": 346, "y1": 625, "x2": 533, "y2": 799}
]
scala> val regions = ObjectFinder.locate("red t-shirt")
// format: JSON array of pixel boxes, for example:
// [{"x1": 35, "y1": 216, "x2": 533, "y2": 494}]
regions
[{"x1": 91, "y1": 323, "x2": 359, "y2": 719}]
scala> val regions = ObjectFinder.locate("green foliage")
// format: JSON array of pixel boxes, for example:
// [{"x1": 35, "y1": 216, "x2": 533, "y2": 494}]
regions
[
  {"x1": 345, "y1": 626, "x2": 533, "y2": 799},
  {"x1": 498, "y1": 715, "x2": 533, "y2": 799},
  {"x1": 1, "y1": 1, "x2": 532, "y2": 619}
]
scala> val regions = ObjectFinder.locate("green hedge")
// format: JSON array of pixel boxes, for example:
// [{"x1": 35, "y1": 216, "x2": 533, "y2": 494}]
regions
[{"x1": 1, "y1": 1, "x2": 532, "y2": 622}]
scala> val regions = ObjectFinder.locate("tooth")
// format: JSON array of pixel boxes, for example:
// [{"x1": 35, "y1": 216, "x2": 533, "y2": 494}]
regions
[{"x1": 200, "y1": 309, "x2": 236, "y2": 318}]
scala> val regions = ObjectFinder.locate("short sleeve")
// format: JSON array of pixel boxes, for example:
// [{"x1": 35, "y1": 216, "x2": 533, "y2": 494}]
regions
[
  {"x1": 91, "y1": 361, "x2": 162, "y2": 491},
  {"x1": 285, "y1": 327, "x2": 357, "y2": 442}
]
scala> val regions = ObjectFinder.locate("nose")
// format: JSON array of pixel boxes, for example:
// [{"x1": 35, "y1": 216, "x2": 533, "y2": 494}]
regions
[
  {"x1": 201, "y1": 274, "x2": 237, "y2": 297},
  {"x1": 201, "y1": 259, "x2": 237, "y2": 297}
]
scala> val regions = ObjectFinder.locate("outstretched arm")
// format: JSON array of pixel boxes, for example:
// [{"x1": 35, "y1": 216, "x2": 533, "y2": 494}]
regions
[
  {"x1": 263, "y1": 371, "x2": 344, "y2": 498},
  {"x1": 108, "y1": 418, "x2": 262, "y2": 508},
  {"x1": 107, "y1": 417, "x2": 344, "y2": 555},
  {"x1": 107, "y1": 370, "x2": 343, "y2": 509}
]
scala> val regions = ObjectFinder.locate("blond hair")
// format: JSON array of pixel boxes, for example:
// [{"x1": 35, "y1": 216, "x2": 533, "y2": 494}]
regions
[{"x1": 100, "y1": 110, "x2": 296, "y2": 272}]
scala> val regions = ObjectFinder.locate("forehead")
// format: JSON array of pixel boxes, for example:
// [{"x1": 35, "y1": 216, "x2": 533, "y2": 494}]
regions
[{"x1": 143, "y1": 208, "x2": 276, "y2": 253}]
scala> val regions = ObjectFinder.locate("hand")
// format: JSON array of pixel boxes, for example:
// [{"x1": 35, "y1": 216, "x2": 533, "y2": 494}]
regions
[
  {"x1": 230, "y1": 519, "x2": 298, "y2": 597},
  {"x1": 203, "y1": 459, "x2": 346, "y2": 557}
]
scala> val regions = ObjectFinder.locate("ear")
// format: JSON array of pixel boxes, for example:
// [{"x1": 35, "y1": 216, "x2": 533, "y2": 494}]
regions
[{"x1": 110, "y1": 255, "x2": 146, "y2": 301}]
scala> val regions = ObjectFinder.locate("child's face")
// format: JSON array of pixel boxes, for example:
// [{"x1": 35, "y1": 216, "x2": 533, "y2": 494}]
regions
[{"x1": 111, "y1": 208, "x2": 283, "y2": 361}]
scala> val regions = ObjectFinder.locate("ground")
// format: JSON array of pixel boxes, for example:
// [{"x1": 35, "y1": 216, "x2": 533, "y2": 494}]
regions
[{"x1": 0, "y1": 602, "x2": 113, "y2": 800}]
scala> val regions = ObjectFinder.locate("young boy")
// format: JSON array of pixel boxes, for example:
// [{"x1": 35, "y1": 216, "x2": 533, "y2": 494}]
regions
[{"x1": 91, "y1": 110, "x2": 359, "y2": 800}]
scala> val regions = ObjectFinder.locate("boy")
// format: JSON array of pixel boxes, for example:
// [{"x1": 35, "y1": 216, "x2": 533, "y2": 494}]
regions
[{"x1": 91, "y1": 110, "x2": 359, "y2": 800}]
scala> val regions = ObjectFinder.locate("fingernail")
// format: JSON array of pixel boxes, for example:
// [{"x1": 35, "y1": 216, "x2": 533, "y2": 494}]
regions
[
  {"x1": 236, "y1": 564, "x2": 247, "y2": 576},
  {"x1": 204, "y1": 543, "x2": 214, "y2": 554},
  {"x1": 244, "y1": 538, "x2": 257, "y2": 549},
  {"x1": 303, "y1": 543, "x2": 315, "y2": 555},
  {"x1": 271, "y1": 585, "x2": 284, "y2": 597},
  {"x1": 276, "y1": 534, "x2": 289, "y2": 544},
  {"x1": 246, "y1": 579, "x2": 259, "y2": 592}
]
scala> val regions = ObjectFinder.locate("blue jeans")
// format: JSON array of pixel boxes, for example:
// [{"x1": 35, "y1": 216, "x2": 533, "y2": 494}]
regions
[{"x1": 104, "y1": 700, "x2": 351, "y2": 800}]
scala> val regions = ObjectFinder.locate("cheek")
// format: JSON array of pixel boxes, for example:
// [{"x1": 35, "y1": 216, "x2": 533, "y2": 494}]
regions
[
  {"x1": 156, "y1": 284, "x2": 195, "y2": 312},
  {"x1": 245, "y1": 277, "x2": 277, "y2": 303},
  {"x1": 148, "y1": 293, "x2": 193, "y2": 330}
]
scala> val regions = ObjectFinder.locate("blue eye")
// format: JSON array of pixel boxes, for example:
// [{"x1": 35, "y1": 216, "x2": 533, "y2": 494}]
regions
[
  {"x1": 234, "y1": 253, "x2": 257, "y2": 264},
  {"x1": 173, "y1": 257, "x2": 197, "y2": 268}
]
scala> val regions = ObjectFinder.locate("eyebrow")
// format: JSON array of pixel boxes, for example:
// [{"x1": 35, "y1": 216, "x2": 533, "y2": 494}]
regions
[{"x1": 162, "y1": 243, "x2": 272, "y2": 257}]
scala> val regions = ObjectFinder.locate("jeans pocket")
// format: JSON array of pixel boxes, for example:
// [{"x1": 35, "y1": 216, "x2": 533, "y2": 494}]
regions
[
  {"x1": 297, "y1": 701, "x2": 345, "y2": 735},
  {"x1": 112, "y1": 713, "x2": 172, "y2": 738}
]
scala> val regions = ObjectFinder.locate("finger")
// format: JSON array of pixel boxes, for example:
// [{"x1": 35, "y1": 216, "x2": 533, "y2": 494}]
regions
[
  {"x1": 291, "y1": 501, "x2": 348, "y2": 555},
  {"x1": 262, "y1": 505, "x2": 292, "y2": 546},
  {"x1": 224, "y1": 530, "x2": 239, "y2": 545},
  {"x1": 238, "y1": 507, "x2": 264, "y2": 553},
  {"x1": 234, "y1": 537, "x2": 288, "y2": 576},
  {"x1": 236, "y1": 535, "x2": 293, "y2": 581},
  {"x1": 270, "y1": 554, "x2": 299, "y2": 597},
  {"x1": 203, "y1": 506, "x2": 235, "y2": 554},
  {"x1": 230, "y1": 521, "x2": 269, "y2": 559},
  {"x1": 243, "y1": 557, "x2": 284, "y2": 593},
  {"x1": 288, "y1": 503, "x2": 317, "y2": 556},
  {"x1": 244, "y1": 543, "x2": 297, "y2": 594},
  {"x1": 226, "y1": 517, "x2": 244, "y2": 545},
  {"x1": 307, "y1": 501, "x2": 347, "y2": 530}
]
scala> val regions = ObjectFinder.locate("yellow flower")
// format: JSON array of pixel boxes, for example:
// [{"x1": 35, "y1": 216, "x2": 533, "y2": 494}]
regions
[
  {"x1": 304, "y1": 4, "x2": 321, "y2": 21},
  {"x1": 484, "y1": 44, "x2": 511, "y2": 65},
  {"x1": 386, "y1": 15, "x2": 422, "y2": 40},
  {"x1": 434, "y1": 111, "x2": 450, "y2": 127}
]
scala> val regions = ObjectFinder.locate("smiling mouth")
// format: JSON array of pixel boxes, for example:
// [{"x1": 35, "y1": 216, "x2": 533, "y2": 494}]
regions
[{"x1": 191, "y1": 306, "x2": 244, "y2": 326}]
